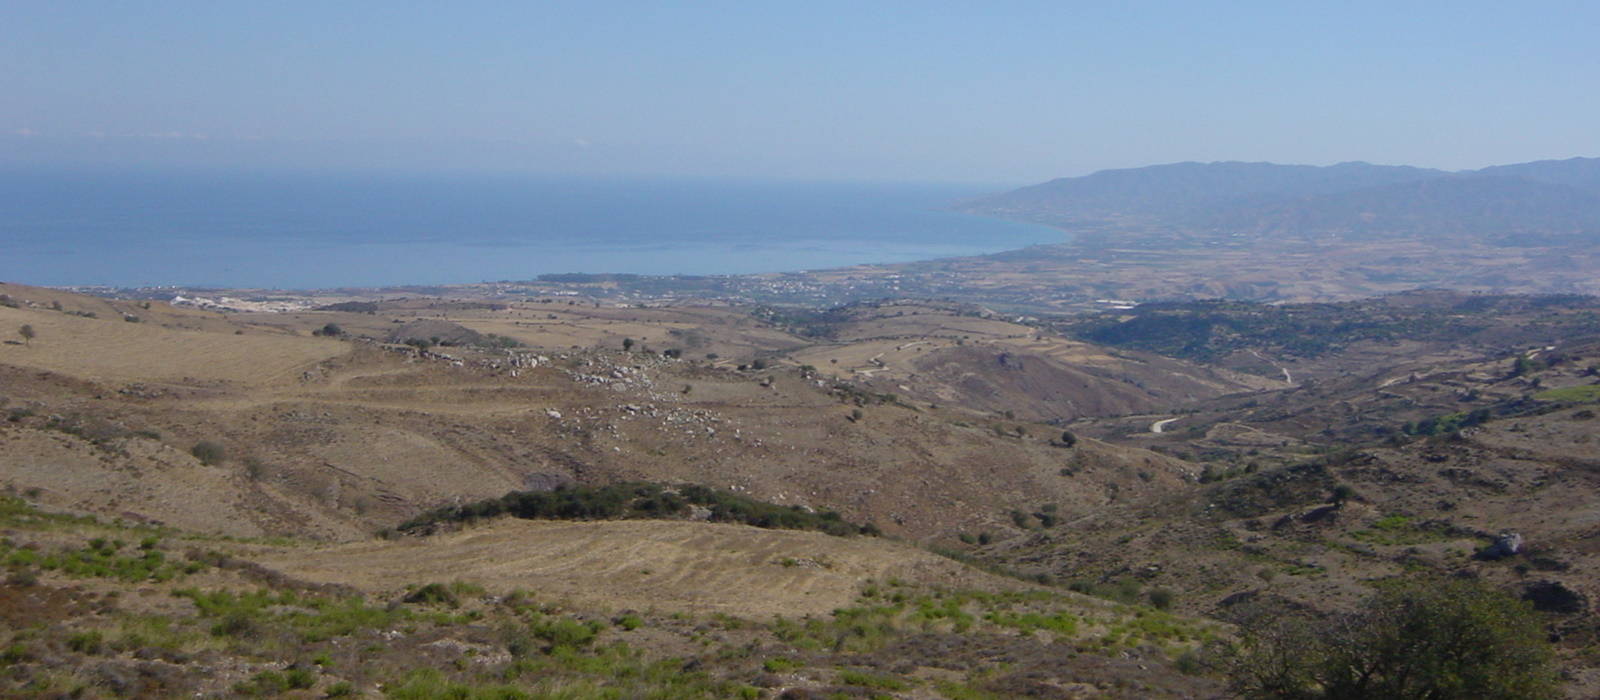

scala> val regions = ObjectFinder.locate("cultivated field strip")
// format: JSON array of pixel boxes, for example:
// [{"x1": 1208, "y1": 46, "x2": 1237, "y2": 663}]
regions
[{"x1": 257, "y1": 518, "x2": 1008, "y2": 618}]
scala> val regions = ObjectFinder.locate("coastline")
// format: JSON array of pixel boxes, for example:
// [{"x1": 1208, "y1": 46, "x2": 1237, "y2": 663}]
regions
[{"x1": 0, "y1": 168, "x2": 1062, "y2": 290}]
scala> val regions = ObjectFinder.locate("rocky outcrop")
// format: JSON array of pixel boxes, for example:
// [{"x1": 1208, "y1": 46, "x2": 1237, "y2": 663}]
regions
[{"x1": 1476, "y1": 532, "x2": 1523, "y2": 560}]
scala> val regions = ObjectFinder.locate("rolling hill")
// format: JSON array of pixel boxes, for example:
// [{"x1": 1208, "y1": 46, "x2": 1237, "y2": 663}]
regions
[
  {"x1": 11, "y1": 278, "x2": 1600, "y2": 694},
  {"x1": 0, "y1": 283, "x2": 1249, "y2": 698}
]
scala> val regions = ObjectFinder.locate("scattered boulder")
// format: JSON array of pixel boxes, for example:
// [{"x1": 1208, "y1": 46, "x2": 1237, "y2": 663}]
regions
[
  {"x1": 1475, "y1": 532, "x2": 1522, "y2": 560},
  {"x1": 1298, "y1": 504, "x2": 1340, "y2": 525},
  {"x1": 522, "y1": 472, "x2": 575, "y2": 492},
  {"x1": 1269, "y1": 503, "x2": 1340, "y2": 530}
]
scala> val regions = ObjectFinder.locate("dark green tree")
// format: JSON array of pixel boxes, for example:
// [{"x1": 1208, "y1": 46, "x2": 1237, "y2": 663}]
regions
[
  {"x1": 1329, "y1": 484, "x2": 1358, "y2": 506},
  {"x1": 1225, "y1": 577, "x2": 1558, "y2": 699},
  {"x1": 1511, "y1": 353, "x2": 1536, "y2": 377},
  {"x1": 18, "y1": 324, "x2": 35, "y2": 347}
]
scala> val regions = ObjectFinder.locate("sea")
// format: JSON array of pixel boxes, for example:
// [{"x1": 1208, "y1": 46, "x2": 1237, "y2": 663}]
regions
[{"x1": 0, "y1": 168, "x2": 1063, "y2": 290}]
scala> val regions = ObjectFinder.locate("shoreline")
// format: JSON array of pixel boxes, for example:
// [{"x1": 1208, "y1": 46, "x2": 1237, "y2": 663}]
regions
[{"x1": 0, "y1": 169, "x2": 1064, "y2": 291}]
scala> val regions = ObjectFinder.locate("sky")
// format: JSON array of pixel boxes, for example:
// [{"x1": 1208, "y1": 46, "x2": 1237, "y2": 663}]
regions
[{"x1": 2, "y1": 2, "x2": 1598, "y2": 185}]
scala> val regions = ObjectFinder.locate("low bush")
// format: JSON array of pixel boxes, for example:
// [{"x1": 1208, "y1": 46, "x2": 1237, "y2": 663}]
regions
[
  {"x1": 399, "y1": 482, "x2": 877, "y2": 537},
  {"x1": 190, "y1": 440, "x2": 227, "y2": 466}
]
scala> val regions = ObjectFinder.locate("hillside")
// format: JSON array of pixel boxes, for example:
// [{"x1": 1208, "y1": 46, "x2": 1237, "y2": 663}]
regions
[
  {"x1": 871, "y1": 158, "x2": 1600, "y2": 313},
  {"x1": 10, "y1": 282, "x2": 1600, "y2": 695},
  {"x1": 1, "y1": 287, "x2": 1257, "y2": 544},
  {"x1": 0, "y1": 283, "x2": 1248, "y2": 698},
  {"x1": 1199, "y1": 175, "x2": 1600, "y2": 241},
  {"x1": 0, "y1": 494, "x2": 1228, "y2": 698},
  {"x1": 966, "y1": 292, "x2": 1600, "y2": 695},
  {"x1": 952, "y1": 160, "x2": 1447, "y2": 225},
  {"x1": 257, "y1": 519, "x2": 1006, "y2": 618}
]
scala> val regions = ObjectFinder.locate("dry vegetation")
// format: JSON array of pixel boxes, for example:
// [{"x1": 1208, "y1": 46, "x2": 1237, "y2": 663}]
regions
[
  {"x1": 8, "y1": 282, "x2": 1600, "y2": 696},
  {"x1": 258, "y1": 519, "x2": 1008, "y2": 618},
  {"x1": 0, "y1": 289, "x2": 1221, "y2": 544}
]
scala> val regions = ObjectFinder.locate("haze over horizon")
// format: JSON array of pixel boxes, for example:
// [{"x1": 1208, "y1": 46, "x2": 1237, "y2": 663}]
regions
[{"x1": 3, "y1": 2, "x2": 1599, "y2": 185}]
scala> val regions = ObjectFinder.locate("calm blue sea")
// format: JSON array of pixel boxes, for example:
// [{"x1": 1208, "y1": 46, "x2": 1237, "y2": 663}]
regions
[{"x1": 0, "y1": 168, "x2": 1060, "y2": 289}]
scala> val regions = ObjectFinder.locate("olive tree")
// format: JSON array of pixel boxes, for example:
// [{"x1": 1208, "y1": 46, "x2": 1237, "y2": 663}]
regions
[{"x1": 1225, "y1": 577, "x2": 1558, "y2": 699}]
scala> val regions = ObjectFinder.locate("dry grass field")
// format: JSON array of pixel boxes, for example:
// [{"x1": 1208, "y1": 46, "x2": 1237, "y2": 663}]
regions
[
  {"x1": 0, "y1": 304, "x2": 343, "y2": 386},
  {"x1": 257, "y1": 518, "x2": 1019, "y2": 618}
]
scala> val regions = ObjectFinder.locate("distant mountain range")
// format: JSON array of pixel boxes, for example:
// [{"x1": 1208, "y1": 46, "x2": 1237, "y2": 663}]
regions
[{"x1": 956, "y1": 157, "x2": 1600, "y2": 243}]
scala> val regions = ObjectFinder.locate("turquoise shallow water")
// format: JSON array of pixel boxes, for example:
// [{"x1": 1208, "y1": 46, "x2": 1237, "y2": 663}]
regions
[{"x1": 0, "y1": 169, "x2": 1059, "y2": 289}]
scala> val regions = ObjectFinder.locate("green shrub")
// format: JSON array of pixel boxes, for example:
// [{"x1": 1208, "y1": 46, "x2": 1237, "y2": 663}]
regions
[
  {"x1": 210, "y1": 612, "x2": 257, "y2": 637},
  {"x1": 399, "y1": 482, "x2": 876, "y2": 537},
  {"x1": 404, "y1": 583, "x2": 461, "y2": 608},
  {"x1": 529, "y1": 616, "x2": 601, "y2": 650},
  {"x1": 1372, "y1": 514, "x2": 1411, "y2": 530},
  {"x1": 384, "y1": 668, "x2": 531, "y2": 700},
  {"x1": 763, "y1": 657, "x2": 802, "y2": 673},
  {"x1": 1225, "y1": 577, "x2": 1558, "y2": 699},
  {"x1": 0, "y1": 644, "x2": 28, "y2": 666},
  {"x1": 240, "y1": 671, "x2": 289, "y2": 696},
  {"x1": 838, "y1": 669, "x2": 908, "y2": 691},
  {"x1": 66, "y1": 630, "x2": 104, "y2": 654},
  {"x1": 190, "y1": 440, "x2": 227, "y2": 466},
  {"x1": 283, "y1": 666, "x2": 316, "y2": 689},
  {"x1": 1148, "y1": 589, "x2": 1176, "y2": 611},
  {"x1": 1009, "y1": 509, "x2": 1033, "y2": 529}
]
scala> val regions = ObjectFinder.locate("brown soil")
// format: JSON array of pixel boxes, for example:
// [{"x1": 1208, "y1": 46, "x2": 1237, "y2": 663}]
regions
[{"x1": 256, "y1": 519, "x2": 1020, "y2": 618}]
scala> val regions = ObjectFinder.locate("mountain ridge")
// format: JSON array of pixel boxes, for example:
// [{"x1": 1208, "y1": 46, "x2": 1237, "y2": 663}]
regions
[{"x1": 957, "y1": 157, "x2": 1600, "y2": 243}]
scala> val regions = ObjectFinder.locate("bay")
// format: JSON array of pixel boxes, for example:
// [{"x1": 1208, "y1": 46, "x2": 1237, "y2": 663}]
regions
[{"x1": 0, "y1": 168, "x2": 1060, "y2": 289}]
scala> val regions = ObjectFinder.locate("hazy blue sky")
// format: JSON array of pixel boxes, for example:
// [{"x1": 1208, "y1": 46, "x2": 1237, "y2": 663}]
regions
[{"x1": 3, "y1": 2, "x2": 1597, "y2": 184}]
